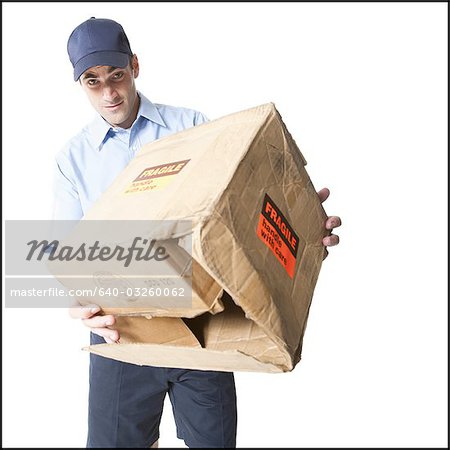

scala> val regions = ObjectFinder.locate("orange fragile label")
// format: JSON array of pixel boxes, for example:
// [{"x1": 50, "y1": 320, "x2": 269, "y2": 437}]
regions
[
  {"x1": 124, "y1": 159, "x2": 190, "y2": 194},
  {"x1": 256, "y1": 194, "x2": 299, "y2": 278}
]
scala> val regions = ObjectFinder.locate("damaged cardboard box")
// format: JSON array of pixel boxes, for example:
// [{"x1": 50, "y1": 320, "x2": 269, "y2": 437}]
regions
[{"x1": 57, "y1": 103, "x2": 329, "y2": 373}]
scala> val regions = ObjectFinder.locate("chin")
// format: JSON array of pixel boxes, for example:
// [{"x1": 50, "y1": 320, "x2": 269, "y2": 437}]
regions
[{"x1": 108, "y1": 114, "x2": 125, "y2": 125}]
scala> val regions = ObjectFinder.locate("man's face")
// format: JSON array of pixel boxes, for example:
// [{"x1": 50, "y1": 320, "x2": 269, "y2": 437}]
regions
[{"x1": 79, "y1": 55, "x2": 140, "y2": 129}]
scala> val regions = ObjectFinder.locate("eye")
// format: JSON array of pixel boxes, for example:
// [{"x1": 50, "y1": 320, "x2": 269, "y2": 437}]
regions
[
  {"x1": 112, "y1": 72, "x2": 124, "y2": 80},
  {"x1": 86, "y1": 79, "x2": 98, "y2": 86}
]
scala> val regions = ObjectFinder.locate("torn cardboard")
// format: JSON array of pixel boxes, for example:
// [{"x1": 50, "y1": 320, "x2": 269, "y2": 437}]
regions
[{"x1": 67, "y1": 103, "x2": 329, "y2": 372}]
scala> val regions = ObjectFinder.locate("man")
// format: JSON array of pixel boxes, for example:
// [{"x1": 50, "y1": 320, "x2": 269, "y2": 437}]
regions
[{"x1": 54, "y1": 17, "x2": 342, "y2": 448}]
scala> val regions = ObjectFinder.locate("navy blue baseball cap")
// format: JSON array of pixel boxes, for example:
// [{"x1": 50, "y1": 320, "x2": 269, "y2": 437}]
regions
[{"x1": 67, "y1": 17, "x2": 133, "y2": 81}]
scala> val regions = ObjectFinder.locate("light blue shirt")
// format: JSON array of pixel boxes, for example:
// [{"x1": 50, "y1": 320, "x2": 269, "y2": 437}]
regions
[{"x1": 53, "y1": 92, "x2": 208, "y2": 220}]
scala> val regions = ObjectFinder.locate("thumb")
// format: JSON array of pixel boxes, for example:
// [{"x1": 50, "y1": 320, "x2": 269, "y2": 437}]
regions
[
  {"x1": 317, "y1": 187, "x2": 330, "y2": 203},
  {"x1": 69, "y1": 304, "x2": 101, "y2": 319}
]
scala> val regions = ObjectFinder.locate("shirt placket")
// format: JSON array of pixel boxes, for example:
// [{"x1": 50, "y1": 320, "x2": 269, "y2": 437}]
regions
[
  {"x1": 129, "y1": 123, "x2": 142, "y2": 158},
  {"x1": 113, "y1": 128, "x2": 134, "y2": 162}
]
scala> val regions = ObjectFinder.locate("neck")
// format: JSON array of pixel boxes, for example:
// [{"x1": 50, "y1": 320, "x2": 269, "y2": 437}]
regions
[{"x1": 114, "y1": 93, "x2": 140, "y2": 129}]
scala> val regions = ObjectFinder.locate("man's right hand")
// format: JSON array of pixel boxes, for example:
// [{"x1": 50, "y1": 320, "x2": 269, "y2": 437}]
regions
[{"x1": 69, "y1": 304, "x2": 119, "y2": 343}]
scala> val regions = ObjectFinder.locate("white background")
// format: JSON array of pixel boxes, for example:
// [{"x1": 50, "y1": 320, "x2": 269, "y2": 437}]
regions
[{"x1": 2, "y1": 2, "x2": 447, "y2": 448}]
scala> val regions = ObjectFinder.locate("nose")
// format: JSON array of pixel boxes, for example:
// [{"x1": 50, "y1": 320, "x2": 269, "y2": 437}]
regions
[{"x1": 102, "y1": 84, "x2": 119, "y2": 103}]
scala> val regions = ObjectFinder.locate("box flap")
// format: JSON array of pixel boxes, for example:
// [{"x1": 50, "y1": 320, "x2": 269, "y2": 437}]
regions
[
  {"x1": 99, "y1": 259, "x2": 225, "y2": 317},
  {"x1": 85, "y1": 293, "x2": 293, "y2": 372},
  {"x1": 84, "y1": 343, "x2": 284, "y2": 373},
  {"x1": 109, "y1": 315, "x2": 202, "y2": 347}
]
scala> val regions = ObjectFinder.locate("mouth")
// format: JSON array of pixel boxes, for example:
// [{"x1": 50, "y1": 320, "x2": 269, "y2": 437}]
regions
[{"x1": 104, "y1": 101, "x2": 124, "y2": 110}]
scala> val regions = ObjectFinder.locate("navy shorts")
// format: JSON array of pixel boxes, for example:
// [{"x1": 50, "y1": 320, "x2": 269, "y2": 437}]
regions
[{"x1": 87, "y1": 333, "x2": 237, "y2": 448}]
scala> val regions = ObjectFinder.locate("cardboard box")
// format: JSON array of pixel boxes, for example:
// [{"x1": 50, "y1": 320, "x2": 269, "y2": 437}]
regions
[{"x1": 65, "y1": 103, "x2": 329, "y2": 372}]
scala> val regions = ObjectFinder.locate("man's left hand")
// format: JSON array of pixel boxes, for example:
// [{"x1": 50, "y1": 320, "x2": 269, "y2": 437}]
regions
[{"x1": 317, "y1": 187, "x2": 341, "y2": 259}]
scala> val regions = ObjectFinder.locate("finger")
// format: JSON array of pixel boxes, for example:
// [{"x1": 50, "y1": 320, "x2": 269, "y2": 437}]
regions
[
  {"x1": 91, "y1": 327, "x2": 120, "y2": 342},
  {"x1": 69, "y1": 304, "x2": 101, "y2": 319},
  {"x1": 82, "y1": 314, "x2": 116, "y2": 329},
  {"x1": 322, "y1": 248, "x2": 329, "y2": 260},
  {"x1": 317, "y1": 187, "x2": 330, "y2": 203},
  {"x1": 326, "y1": 216, "x2": 342, "y2": 230},
  {"x1": 323, "y1": 234, "x2": 340, "y2": 247}
]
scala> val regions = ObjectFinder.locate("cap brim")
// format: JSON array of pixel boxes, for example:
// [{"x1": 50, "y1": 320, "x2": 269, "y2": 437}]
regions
[{"x1": 74, "y1": 51, "x2": 130, "y2": 81}]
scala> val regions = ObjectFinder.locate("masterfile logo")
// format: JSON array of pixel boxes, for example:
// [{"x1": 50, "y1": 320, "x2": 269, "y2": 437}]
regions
[
  {"x1": 256, "y1": 194, "x2": 299, "y2": 278},
  {"x1": 125, "y1": 159, "x2": 190, "y2": 194}
]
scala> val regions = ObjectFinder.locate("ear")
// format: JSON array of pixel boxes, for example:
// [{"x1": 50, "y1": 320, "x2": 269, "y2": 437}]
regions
[{"x1": 131, "y1": 54, "x2": 140, "y2": 78}]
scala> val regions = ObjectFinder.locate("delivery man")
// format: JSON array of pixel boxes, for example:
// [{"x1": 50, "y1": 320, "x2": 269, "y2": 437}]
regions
[{"x1": 54, "y1": 17, "x2": 342, "y2": 448}]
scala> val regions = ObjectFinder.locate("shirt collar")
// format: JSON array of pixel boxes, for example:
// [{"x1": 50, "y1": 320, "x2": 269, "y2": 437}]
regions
[
  {"x1": 88, "y1": 92, "x2": 167, "y2": 151},
  {"x1": 137, "y1": 92, "x2": 166, "y2": 128}
]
